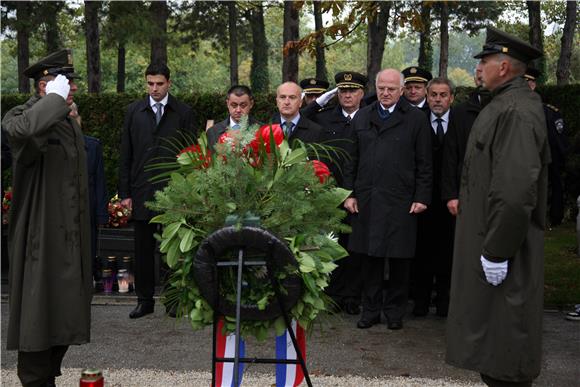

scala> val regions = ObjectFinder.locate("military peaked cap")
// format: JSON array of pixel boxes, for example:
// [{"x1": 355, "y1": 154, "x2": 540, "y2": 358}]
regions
[
  {"x1": 523, "y1": 67, "x2": 541, "y2": 81},
  {"x1": 335, "y1": 71, "x2": 367, "y2": 89},
  {"x1": 474, "y1": 27, "x2": 542, "y2": 63},
  {"x1": 300, "y1": 78, "x2": 329, "y2": 94},
  {"x1": 402, "y1": 66, "x2": 432, "y2": 84},
  {"x1": 23, "y1": 48, "x2": 80, "y2": 80}
]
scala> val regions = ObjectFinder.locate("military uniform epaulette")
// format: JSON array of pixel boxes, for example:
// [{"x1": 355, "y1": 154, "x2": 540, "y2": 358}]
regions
[{"x1": 545, "y1": 104, "x2": 559, "y2": 112}]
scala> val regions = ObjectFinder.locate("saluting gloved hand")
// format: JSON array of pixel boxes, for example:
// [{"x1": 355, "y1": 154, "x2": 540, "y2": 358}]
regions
[
  {"x1": 480, "y1": 256, "x2": 508, "y2": 286},
  {"x1": 45, "y1": 74, "x2": 70, "y2": 101},
  {"x1": 315, "y1": 87, "x2": 338, "y2": 107}
]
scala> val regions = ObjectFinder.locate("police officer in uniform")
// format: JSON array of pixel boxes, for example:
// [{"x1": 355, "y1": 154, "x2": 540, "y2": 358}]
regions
[
  {"x1": 524, "y1": 67, "x2": 570, "y2": 226},
  {"x1": 300, "y1": 77, "x2": 330, "y2": 106},
  {"x1": 402, "y1": 66, "x2": 433, "y2": 114},
  {"x1": 303, "y1": 71, "x2": 368, "y2": 314}
]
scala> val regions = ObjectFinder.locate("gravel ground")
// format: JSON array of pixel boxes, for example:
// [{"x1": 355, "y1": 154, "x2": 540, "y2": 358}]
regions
[{"x1": 0, "y1": 368, "x2": 484, "y2": 386}]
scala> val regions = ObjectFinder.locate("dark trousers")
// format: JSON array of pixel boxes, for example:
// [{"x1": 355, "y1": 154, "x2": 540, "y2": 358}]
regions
[
  {"x1": 412, "y1": 204, "x2": 454, "y2": 315},
  {"x1": 17, "y1": 345, "x2": 68, "y2": 387},
  {"x1": 360, "y1": 254, "x2": 411, "y2": 323},
  {"x1": 481, "y1": 374, "x2": 532, "y2": 387},
  {"x1": 548, "y1": 163, "x2": 564, "y2": 225},
  {"x1": 134, "y1": 220, "x2": 157, "y2": 305},
  {"x1": 325, "y1": 231, "x2": 361, "y2": 304}
]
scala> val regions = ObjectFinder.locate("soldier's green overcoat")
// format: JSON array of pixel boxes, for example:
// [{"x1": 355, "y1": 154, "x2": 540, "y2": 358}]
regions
[
  {"x1": 445, "y1": 77, "x2": 550, "y2": 382},
  {"x1": 3, "y1": 93, "x2": 92, "y2": 351}
]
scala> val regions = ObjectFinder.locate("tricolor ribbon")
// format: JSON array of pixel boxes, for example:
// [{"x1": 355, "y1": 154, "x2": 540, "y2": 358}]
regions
[
  {"x1": 275, "y1": 319, "x2": 306, "y2": 387},
  {"x1": 215, "y1": 318, "x2": 245, "y2": 387}
]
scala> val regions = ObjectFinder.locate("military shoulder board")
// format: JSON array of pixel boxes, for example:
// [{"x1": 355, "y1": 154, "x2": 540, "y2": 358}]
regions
[{"x1": 545, "y1": 104, "x2": 559, "y2": 112}]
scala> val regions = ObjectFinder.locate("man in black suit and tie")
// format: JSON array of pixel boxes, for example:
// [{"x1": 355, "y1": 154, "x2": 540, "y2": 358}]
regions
[
  {"x1": 412, "y1": 77, "x2": 456, "y2": 318},
  {"x1": 273, "y1": 81, "x2": 322, "y2": 146},
  {"x1": 119, "y1": 63, "x2": 196, "y2": 319},
  {"x1": 206, "y1": 85, "x2": 259, "y2": 148}
]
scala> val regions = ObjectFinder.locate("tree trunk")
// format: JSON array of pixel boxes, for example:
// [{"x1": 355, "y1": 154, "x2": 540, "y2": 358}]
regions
[
  {"x1": 527, "y1": 0, "x2": 544, "y2": 80},
  {"x1": 44, "y1": 2, "x2": 63, "y2": 54},
  {"x1": 282, "y1": 1, "x2": 299, "y2": 82},
  {"x1": 150, "y1": 0, "x2": 168, "y2": 65},
  {"x1": 248, "y1": 4, "x2": 269, "y2": 93},
  {"x1": 16, "y1": 1, "x2": 30, "y2": 93},
  {"x1": 556, "y1": 0, "x2": 577, "y2": 85},
  {"x1": 228, "y1": 2, "x2": 239, "y2": 85},
  {"x1": 418, "y1": 1, "x2": 433, "y2": 73},
  {"x1": 117, "y1": 42, "x2": 126, "y2": 93},
  {"x1": 313, "y1": 1, "x2": 327, "y2": 82},
  {"x1": 366, "y1": 1, "x2": 391, "y2": 93},
  {"x1": 438, "y1": 2, "x2": 449, "y2": 78},
  {"x1": 84, "y1": 1, "x2": 101, "y2": 93}
]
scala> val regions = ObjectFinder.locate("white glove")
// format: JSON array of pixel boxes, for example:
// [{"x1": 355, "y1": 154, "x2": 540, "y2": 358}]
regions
[
  {"x1": 45, "y1": 74, "x2": 70, "y2": 101},
  {"x1": 315, "y1": 87, "x2": 338, "y2": 107},
  {"x1": 480, "y1": 256, "x2": 508, "y2": 286}
]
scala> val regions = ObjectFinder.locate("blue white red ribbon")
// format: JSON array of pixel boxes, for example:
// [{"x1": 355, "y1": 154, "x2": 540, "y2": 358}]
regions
[
  {"x1": 215, "y1": 318, "x2": 245, "y2": 387},
  {"x1": 275, "y1": 319, "x2": 306, "y2": 387}
]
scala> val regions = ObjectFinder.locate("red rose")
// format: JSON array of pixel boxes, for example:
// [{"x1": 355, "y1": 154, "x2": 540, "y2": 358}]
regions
[
  {"x1": 250, "y1": 124, "x2": 284, "y2": 154},
  {"x1": 310, "y1": 160, "x2": 331, "y2": 183}
]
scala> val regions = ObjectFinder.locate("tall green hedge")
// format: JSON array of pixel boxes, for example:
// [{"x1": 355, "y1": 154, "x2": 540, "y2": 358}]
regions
[{"x1": 2, "y1": 85, "x2": 579, "y2": 218}]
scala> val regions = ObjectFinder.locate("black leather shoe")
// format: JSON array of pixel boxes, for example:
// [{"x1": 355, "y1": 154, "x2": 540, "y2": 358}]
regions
[
  {"x1": 357, "y1": 317, "x2": 380, "y2": 329},
  {"x1": 387, "y1": 320, "x2": 403, "y2": 330},
  {"x1": 129, "y1": 303, "x2": 154, "y2": 319}
]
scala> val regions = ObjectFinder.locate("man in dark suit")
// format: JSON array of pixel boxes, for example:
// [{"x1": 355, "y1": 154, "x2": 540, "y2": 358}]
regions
[
  {"x1": 302, "y1": 71, "x2": 368, "y2": 315},
  {"x1": 343, "y1": 68, "x2": 432, "y2": 330},
  {"x1": 440, "y1": 74, "x2": 490, "y2": 217},
  {"x1": 402, "y1": 66, "x2": 432, "y2": 114},
  {"x1": 272, "y1": 82, "x2": 323, "y2": 146},
  {"x1": 119, "y1": 63, "x2": 196, "y2": 319},
  {"x1": 413, "y1": 77, "x2": 456, "y2": 317},
  {"x1": 206, "y1": 85, "x2": 259, "y2": 148},
  {"x1": 524, "y1": 68, "x2": 570, "y2": 226}
]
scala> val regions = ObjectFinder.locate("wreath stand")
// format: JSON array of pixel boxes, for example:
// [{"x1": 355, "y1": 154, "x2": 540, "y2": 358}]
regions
[{"x1": 193, "y1": 226, "x2": 312, "y2": 387}]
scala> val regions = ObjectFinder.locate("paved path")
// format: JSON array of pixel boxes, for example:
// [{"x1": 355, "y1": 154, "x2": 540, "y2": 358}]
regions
[{"x1": 1, "y1": 299, "x2": 578, "y2": 386}]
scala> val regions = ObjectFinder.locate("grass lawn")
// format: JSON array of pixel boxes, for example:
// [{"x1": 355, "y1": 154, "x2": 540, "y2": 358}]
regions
[{"x1": 544, "y1": 221, "x2": 580, "y2": 308}]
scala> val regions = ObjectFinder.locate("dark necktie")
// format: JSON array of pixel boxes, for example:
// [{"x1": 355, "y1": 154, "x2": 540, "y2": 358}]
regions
[
  {"x1": 346, "y1": 114, "x2": 351, "y2": 123},
  {"x1": 283, "y1": 121, "x2": 294, "y2": 136},
  {"x1": 436, "y1": 118, "x2": 444, "y2": 144},
  {"x1": 378, "y1": 106, "x2": 391, "y2": 121},
  {"x1": 154, "y1": 102, "x2": 163, "y2": 125}
]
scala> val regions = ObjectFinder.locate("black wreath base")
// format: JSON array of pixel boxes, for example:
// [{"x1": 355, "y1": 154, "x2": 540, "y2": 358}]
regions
[{"x1": 193, "y1": 226, "x2": 303, "y2": 321}]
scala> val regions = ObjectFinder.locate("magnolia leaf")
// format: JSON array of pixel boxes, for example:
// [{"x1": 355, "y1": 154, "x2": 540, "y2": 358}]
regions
[
  {"x1": 150, "y1": 213, "x2": 171, "y2": 224},
  {"x1": 225, "y1": 202, "x2": 237, "y2": 212},
  {"x1": 315, "y1": 277, "x2": 328, "y2": 288},
  {"x1": 329, "y1": 187, "x2": 352, "y2": 207},
  {"x1": 274, "y1": 317, "x2": 287, "y2": 336},
  {"x1": 177, "y1": 152, "x2": 194, "y2": 166},
  {"x1": 298, "y1": 252, "x2": 316, "y2": 269},
  {"x1": 190, "y1": 308, "x2": 203, "y2": 321},
  {"x1": 299, "y1": 265, "x2": 315, "y2": 273},
  {"x1": 179, "y1": 228, "x2": 195, "y2": 252},
  {"x1": 166, "y1": 239, "x2": 181, "y2": 268},
  {"x1": 319, "y1": 261, "x2": 338, "y2": 274},
  {"x1": 159, "y1": 236, "x2": 173, "y2": 253},
  {"x1": 163, "y1": 221, "x2": 183, "y2": 240},
  {"x1": 282, "y1": 147, "x2": 307, "y2": 166}
]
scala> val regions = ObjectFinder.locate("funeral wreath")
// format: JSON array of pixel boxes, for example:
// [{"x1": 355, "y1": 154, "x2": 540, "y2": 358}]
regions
[{"x1": 147, "y1": 118, "x2": 350, "y2": 340}]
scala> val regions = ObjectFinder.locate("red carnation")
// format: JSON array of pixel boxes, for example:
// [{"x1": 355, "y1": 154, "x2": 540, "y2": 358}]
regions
[
  {"x1": 178, "y1": 144, "x2": 211, "y2": 169},
  {"x1": 310, "y1": 160, "x2": 331, "y2": 183}
]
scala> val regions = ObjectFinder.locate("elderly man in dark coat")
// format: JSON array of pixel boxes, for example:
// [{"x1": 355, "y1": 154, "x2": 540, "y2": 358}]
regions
[
  {"x1": 2, "y1": 49, "x2": 92, "y2": 387},
  {"x1": 445, "y1": 27, "x2": 549, "y2": 387},
  {"x1": 343, "y1": 68, "x2": 432, "y2": 330}
]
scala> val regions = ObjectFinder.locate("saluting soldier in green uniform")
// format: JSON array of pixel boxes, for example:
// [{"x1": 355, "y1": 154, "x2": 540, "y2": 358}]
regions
[
  {"x1": 445, "y1": 28, "x2": 550, "y2": 387},
  {"x1": 2, "y1": 49, "x2": 92, "y2": 387}
]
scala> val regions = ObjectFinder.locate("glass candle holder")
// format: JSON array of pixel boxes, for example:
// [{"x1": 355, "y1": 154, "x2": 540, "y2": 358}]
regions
[
  {"x1": 102, "y1": 269, "x2": 113, "y2": 294},
  {"x1": 117, "y1": 269, "x2": 130, "y2": 293}
]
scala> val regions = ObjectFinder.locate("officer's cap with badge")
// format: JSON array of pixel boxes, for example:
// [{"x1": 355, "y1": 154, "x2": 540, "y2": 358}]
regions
[
  {"x1": 23, "y1": 48, "x2": 80, "y2": 80},
  {"x1": 335, "y1": 71, "x2": 368, "y2": 89},
  {"x1": 300, "y1": 78, "x2": 329, "y2": 95},
  {"x1": 402, "y1": 66, "x2": 432, "y2": 84},
  {"x1": 523, "y1": 67, "x2": 541, "y2": 81},
  {"x1": 474, "y1": 26, "x2": 542, "y2": 63}
]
